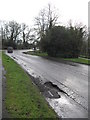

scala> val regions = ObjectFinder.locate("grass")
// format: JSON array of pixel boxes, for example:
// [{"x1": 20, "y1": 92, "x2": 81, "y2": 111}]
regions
[
  {"x1": 64, "y1": 57, "x2": 90, "y2": 65},
  {"x1": 2, "y1": 53, "x2": 57, "y2": 118}
]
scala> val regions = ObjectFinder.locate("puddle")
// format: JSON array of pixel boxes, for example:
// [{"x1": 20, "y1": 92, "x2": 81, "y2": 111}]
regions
[
  {"x1": 43, "y1": 81, "x2": 68, "y2": 98},
  {"x1": 44, "y1": 81, "x2": 67, "y2": 94}
]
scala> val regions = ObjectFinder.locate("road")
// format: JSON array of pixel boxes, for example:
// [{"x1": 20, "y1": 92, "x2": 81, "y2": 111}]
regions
[{"x1": 6, "y1": 50, "x2": 88, "y2": 118}]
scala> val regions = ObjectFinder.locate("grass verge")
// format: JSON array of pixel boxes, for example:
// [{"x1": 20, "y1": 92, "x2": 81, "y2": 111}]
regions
[
  {"x1": 64, "y1": 57, "x2": 90, "y2": 65},
  {"x1": 2, "y1": 53, "x2": 57, "y2": 118}
]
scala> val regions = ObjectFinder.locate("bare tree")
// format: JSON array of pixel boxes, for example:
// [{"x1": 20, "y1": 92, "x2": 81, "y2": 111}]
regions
[
  {"x1": 47, "y1": 4, "x2": 58, "y2": 29},
  {"x1": 34, "y1": 3, "x2": 59, "y2": 41},
  {"x1": 8, "y1": 21, "x2": 21, "y2": 42},
  {"x1": 21, "y1": 23, "x2": 33, "y2": 43},
  {"x1": 21, "y1": 23, "x2": 27, "y2": 44},
  {"x1": 0, "y1": 21, "x2": 22, "y2": 48},
  {"x1": 34, "y1": 8, "x2": 46, "y2": 40}
]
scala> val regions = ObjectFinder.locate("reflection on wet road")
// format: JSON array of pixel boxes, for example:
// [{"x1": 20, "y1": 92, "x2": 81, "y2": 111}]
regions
[{"x1": 6, "y1": 50, "x2": 88, "y2": 118}]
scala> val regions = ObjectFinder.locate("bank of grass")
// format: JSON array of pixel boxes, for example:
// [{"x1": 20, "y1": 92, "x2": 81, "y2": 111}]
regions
[
  {"x1": 64, "y1": 57, "x2": 90, "y2": 65},
  {"x1": 2, "y1": 53, "x2": 57, "y2": 118}
]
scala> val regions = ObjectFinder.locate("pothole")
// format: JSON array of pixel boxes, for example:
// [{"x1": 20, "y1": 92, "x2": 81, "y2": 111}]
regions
[
  {"x1": 43, "y1": 81, "x2": 67, "y2": 99},
  {"x1": 27, "y1": 73, "x2": 67, "y2": 99},
  {"x1": 44, "y1": 81, "x2": 66, "y2": 94}
]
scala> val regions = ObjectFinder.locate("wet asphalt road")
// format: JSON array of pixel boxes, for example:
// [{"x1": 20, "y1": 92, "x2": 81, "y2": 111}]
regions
[{"x1": 6, "y1": 50, "x2": 88, "y2": 118}]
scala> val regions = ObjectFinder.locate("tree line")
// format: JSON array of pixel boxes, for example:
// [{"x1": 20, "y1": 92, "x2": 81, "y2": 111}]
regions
[
  {"x1": 0, "y1": 4, "x2": 89, "y2": 58},
  {"x1": 0, "y1": 21, "x2": 35, "y2": 49}
]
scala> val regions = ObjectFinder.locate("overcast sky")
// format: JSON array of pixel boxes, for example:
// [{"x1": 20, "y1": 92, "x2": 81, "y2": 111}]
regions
[{"x1": 0, "y1": 0, "x2": 89, "y2": 27}]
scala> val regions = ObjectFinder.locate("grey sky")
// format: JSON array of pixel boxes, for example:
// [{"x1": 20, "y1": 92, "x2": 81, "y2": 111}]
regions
[{"x1": 0, "y1": 0, "x2": 89, "y2": 27}]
